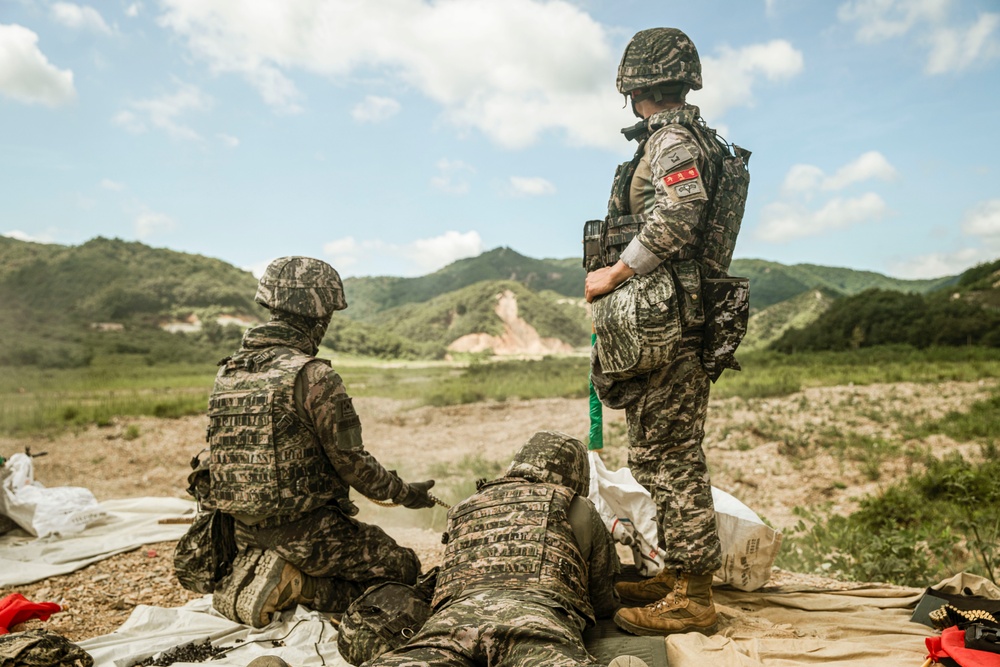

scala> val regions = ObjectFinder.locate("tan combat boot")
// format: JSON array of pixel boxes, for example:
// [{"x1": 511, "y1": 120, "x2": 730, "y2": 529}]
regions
[
  {"x1": 235, "y1": 550, "x2": 316, "y2": 628},
  {"x1": 614, "y1": 567, "x2": 677, "y2": 607},
  {"x1": 613, "y1": 572, "x2": 717, "y2": 636}
]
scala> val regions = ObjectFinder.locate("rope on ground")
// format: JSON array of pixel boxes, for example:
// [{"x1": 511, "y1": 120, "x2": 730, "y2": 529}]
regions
[{"x1": 364, "y1": 493, "x2": 451, "y2": 510}]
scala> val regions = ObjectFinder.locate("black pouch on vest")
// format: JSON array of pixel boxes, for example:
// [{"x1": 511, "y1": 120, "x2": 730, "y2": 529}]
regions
[
  {"x1": 701, "y1": 276, "x2": 750, "y2": 382},
  {"x1": 583, "y1": 219, "x2": 605, "y2": 272},
  {"x1": 671, "y1": 260, "x2": 705, "y2": 329}
]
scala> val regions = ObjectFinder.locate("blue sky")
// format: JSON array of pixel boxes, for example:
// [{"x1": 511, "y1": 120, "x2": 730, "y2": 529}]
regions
[{"x1": 2, "y1": 0, "x2": 999, "y2": 279}]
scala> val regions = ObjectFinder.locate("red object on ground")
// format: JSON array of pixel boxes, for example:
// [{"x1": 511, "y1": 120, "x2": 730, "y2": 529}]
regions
[
  {"x1": 0, "y1": 593, "x2": 62, "y2": 635},
  {"x1": 927, "y1": 626, "x2": 1000, "y2": 667}
]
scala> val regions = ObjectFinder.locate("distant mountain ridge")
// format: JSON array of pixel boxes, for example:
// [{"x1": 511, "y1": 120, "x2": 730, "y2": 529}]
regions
[{"x1": 1, "y1": 234, "x2": 988, "y2": 366}]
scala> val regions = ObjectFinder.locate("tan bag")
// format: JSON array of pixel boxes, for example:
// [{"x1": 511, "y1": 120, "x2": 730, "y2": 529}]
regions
[{"x1": 592, "y1": 266, "x2": 681, "y2": 381}]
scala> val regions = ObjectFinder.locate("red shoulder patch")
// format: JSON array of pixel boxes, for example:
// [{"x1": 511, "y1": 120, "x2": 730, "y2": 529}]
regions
[{"x1": 663, "y1": 166, "x2": 700, "y2": 187}]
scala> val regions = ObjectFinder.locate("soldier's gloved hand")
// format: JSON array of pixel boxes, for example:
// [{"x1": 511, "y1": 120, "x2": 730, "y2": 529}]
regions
[{"x1": 398, "y1": 480, "x2": 436, "y2": 509}]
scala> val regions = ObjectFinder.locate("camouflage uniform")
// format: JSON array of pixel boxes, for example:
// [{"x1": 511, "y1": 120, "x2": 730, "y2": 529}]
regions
[
  {"x1": 595, "y1": 31, "x2": 731, "y2": 576},
  {"x1": 367, "y1": 432, "x2": 619, "y2": 667},
  {"x1": 206, "y1": 260, "x2": 421, "y2": 614}
]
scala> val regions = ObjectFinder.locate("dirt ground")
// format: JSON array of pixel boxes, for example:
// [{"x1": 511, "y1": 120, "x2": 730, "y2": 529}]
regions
[{"x1": 2, "y1": 380, "x2": 993, "y2": 642}]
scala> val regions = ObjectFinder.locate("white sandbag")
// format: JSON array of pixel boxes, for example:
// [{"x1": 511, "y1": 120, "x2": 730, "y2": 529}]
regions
[
  {"x1": 0, "y1": 453, "x2": 108, "y2": 537},
  {"x1": 588, "y1": 451, "x2": 782, "y2": 590}
]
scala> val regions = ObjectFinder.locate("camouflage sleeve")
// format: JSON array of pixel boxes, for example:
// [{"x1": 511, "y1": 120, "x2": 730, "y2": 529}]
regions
[
  {"x1": 296, "y1": 361, "x2": 406, "y2": 502},
  {"x1": 632, "y1": 124, "x2": 709, "y2": 266},
  {"x1": 569, "y1": 495, "x2": 621, "y2": 619}
]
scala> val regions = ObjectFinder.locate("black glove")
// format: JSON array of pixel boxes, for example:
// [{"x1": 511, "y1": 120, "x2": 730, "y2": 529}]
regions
[{"x1": 398, "y1": 480, "x2": 436, "y2": 509}]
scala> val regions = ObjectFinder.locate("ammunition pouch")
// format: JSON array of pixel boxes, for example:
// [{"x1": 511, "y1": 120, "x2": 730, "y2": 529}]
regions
[
  {"x1": 581, "y1": 215, "x2": 645, "y2": 272},
  {"x1": 701, "y1": 276, "x2": 750, "y2": 383},
  {"x1": 591, "y1": 265, "x2": 681, "y2": 381},
  {"x1": 671, "y1": 259, "x2": 705, "y2": 329}
]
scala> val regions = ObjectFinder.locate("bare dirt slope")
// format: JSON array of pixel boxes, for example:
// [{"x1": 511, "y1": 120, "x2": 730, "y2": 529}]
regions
[{"x1": 2, "y1": 380, "x2": 993, "y2": 641}]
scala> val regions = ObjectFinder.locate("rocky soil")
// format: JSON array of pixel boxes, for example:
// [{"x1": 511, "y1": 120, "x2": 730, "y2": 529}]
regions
[{"x1": 1, "y1": 379, "x2": 992, "y2": 642}]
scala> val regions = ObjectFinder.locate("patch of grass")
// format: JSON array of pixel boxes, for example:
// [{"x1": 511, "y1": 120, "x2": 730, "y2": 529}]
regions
[
  {"x1": 906, "y1": 389, "x2": 1000, "y2": 442},
  {"x1": 777, "y1": 444, "x2": 1000, "y2": 585},
  {"x1": 422, "y1": 357, "x2": 590, "y2": 407},
  {"x1": 123, "y1": 424, "x2": 141, "y2": 441}
]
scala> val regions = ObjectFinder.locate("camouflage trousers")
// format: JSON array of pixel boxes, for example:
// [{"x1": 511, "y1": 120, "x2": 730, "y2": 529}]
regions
[
  {"x1": 365, "y1": 590, "x2": 602, "y2": 667},
  {"x1": 626, "y1": 338, "x2": 721, "y2": 575},
  {"x1": 235, "y1": 505, "x2": 420, "y2": 613}
]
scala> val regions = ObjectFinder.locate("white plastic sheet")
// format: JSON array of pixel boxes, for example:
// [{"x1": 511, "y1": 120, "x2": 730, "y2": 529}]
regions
[
  {"x1": 587, "y1": 451, "x2": 782, "y2": 590},
  {"x1": 0, "y1": 453, "x2": 108, "y2": 538}
]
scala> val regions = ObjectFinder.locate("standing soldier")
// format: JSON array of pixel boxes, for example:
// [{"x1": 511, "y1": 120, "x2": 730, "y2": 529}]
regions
[
  {"x1": 584, "y1": 28, "x2": 751, "y2": 636},
  {"x1": 205, "y1": 256, "x2": 436, "y2": 628}
]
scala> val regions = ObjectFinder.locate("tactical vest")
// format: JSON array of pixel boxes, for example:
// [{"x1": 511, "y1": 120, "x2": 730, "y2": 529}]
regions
[
  {"x1": 584, "y1": 109, "x2": 750, "y2": 277},
  {"x1": 432, "y1": 479, "x2": 594, "y2": 625},
  {"x1": 206, "y1": 346, "x2": 343, "y2": 517}
]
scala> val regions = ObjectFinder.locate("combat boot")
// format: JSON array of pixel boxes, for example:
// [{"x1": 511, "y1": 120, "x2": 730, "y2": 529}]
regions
[
  {"x1": 236, "y1": 550, "x2": 317, "y2": 628},
  {"x1": 614, "y1": 568, "x2": 676, "y2": 607},
  {"x1": 613, "y1": 572, "x2": 717, "y2": 636},
  {"x1": 213, "y1": 546, "x2": 263, "y2": 623}
]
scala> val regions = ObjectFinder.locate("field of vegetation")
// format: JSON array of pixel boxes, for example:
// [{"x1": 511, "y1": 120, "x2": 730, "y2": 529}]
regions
[{"x1": 3, "y1": 345, "x2": 998, "y2": 587}]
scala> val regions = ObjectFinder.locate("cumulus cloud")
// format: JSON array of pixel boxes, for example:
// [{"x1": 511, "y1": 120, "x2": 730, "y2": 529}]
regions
[
  {"x1": 135, "y1": 211, "x2": 176, "y2": 238},
  {"x1": 3, "y1": 229, "x2": 57, "y2": 243},
  {"x1": 112, "y1": 81, "x2": 212, "y2": 139},
  {"x1": 763, "y1": 152, "x2": 896, "y2": 241},
  {"x1": 323, "y1": 230, "x2": 484, "y2": 276},
  {"x1": 758, "y1": 193, "x2": 890, "y2": 242},
  {"x1": 507, "y1": 176, "x2": 556, "y2": 197},
  {"x1": 351, "y1": 95, "x2": 401, "y2": 123},
  {"x1": 431, "y1": 159, "x2": 475, "y2": 195},
  {"x1": 885, "y1": 200, "x2": 1000, "y2": 279},
  {"x1": 961, "y1": 199, "x2": 1000, "y2": 240},
  {"x1": 51, "y1": 3, "x2": 112, "y2": 34},
  {"x1": 0, "y1": 24, "x2": 76, "y2": 106},
  {"x1": 155, "y1": 0, "x2": 801, "y2": 149},
  {"x1": 838, "y1": 0, "x2": 1000, "y2": 74},
  {"x1": 100, "y1": 178, "x2": 125, "y2": 191},
  {"x1": 692, "y1": 40, "x2": 804, "y2": 120}
]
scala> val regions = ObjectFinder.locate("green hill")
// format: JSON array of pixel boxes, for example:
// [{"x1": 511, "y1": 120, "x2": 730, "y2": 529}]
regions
[
  {"x1": 741, "y1": 288, "x2": 838, "y2": 352},
  {"x1": 729, "y1": 258, "x2": 956, "y2": 311},
  {"x1": 343, "y1": 247, "x2": 585, "y2": 320}
]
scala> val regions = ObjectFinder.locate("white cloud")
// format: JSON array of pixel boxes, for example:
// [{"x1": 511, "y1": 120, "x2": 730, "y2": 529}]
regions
[
  {"x1": 781, "y1": 151, "x2": 896, "y2": 196},
  {"x1": 431, "y1": 159, "x2": 475, "y2": 195},
  {"x1": 758, "y1": 193, "x2": 890, "y2": 242},
  {"x1": 0, "y1": 24, "x2": 76, "y2": 107},
  {"x1": 507, "y1": 176, "x2": 556, "y2": 197},
  {"x1": 889, "y1": 199, "x2": 1000, "y2": 278},
  {"x1": 961, "y1": 199, "x2": 1000, "y2": 240},
  {"x1": 352, "y1": 95, "x2": 401, "y2": 123},
  {"x1": 823, "y1": 151, "x2": 898, "y2": 190},
  {"x1": 135, "y1": 211, "x2": 176, "y2": 238},
  {"x1": 100, "y1": 178, "x2": 125, "y2": 191},
  {"x1": 838, "y1": 0, "x2": 1000, "y2": 74},
  {"x1": 888, "y1": 247, "x2": 993, "y2": 279},
  {"x1": 323, "y1": 230, "x2": 484, "y2": 276},
  {"x1": 925, "y1": 12, "x2": 1000, "y2": 74},
  {"x1": 3, "y1": 229, "x2": 56, "y2": 243},
  {"x1": 51, "y1": 3, "x2": 112, "y2": 34},
  {"x1": 692, "y1": 40, "x2": 804, "y2": 121},
  {"x1": 126, "y1": 3, "x2": 141, "y2": 18},
  {"x1": 217, "y1": 133, "x2": 239, "y2": 148},
  {"x1": 113, "y1": 81, "x2": 212, "y2": 139},
  {"x1": 156, "y1": 1, "x2": 802, "y2": 149}
]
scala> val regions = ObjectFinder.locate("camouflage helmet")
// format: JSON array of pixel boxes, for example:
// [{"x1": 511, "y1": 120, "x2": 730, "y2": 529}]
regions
[
  {"x1": 617, "y1": 27, "x2": 702, "y2": 95},
  {"x1": 505, "y1": 431, "x2": 590, "y2": 496},
  {"x1": 255, "y1": 256, "x2": 347, "y2": 318}
]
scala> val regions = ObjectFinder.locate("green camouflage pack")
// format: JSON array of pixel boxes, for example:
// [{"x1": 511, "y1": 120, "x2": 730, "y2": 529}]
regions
[
  {"x1": 592, "y1": 264, "x2": 681, "y2": 381},
  {"x1": 701, "y1": 277, "x2": 750, "y2": 382},
  {"x1": 336, "y1": 582, "x2": 431, "y2": 666},
  {"x1": 0, "y1": 629, "x2": 92, "y2": 667},
  {"x1": 255, "y1": 256, "x2": 347, "y2": 318}
]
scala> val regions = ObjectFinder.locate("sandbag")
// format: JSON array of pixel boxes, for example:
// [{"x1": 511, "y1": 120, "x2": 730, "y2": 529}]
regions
[
  {"x1": 0, "y1": 454, "x2": 106, "y2": 538},
  {"x1": 587, "y1": 451, "x2": 782, "y2": 590}
]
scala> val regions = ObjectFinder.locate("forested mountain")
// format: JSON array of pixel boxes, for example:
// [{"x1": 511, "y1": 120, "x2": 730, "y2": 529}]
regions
[{"x1": 3, "y1": 234, "x2": 991, "y2": 367}]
